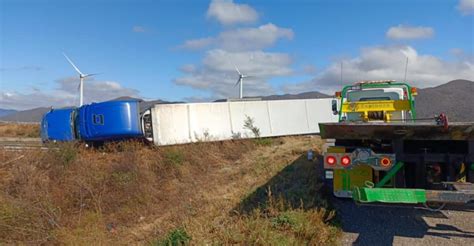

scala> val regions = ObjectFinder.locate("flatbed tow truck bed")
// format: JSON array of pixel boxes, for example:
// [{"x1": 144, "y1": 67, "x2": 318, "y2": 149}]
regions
[{"x1": 320, "y1": 122, "x2": 474, "y2": 141}]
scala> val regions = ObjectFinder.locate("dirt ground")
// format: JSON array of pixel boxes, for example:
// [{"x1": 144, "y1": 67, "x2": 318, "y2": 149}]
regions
[
  {"x1": 0, "y1": 136, "x2": 339, "y2": 244},
  {"x1": 1, "y1": 135, "x2": 473, "y2": 245}
]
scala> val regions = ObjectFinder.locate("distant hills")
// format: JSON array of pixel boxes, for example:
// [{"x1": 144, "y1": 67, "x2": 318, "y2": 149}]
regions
[
  {"x1": 0, "y1": 107, "x2": 49, "y2": 123},
  {"x1": 262, "y1": 91, "x2": 330, "y2": 100},
  {"x1": 1, "y1": 79, "x2": 472, "y2": 123},
  {"x1": 0, "y1": 109, "x2": 17, "y2": 117},
  {"x1": 415, "y1": 79, "x2": 474, "y2": 122}
]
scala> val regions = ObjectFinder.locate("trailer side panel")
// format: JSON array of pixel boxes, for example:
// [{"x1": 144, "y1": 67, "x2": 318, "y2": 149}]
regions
[{"x1": 151, "y1": 98, "x2": 337, "y2": 146}]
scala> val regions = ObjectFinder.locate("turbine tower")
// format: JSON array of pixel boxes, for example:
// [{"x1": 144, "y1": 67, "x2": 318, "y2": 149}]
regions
[
  {"x1": 63, "y1": 53, "x2": 98, "y2": 106},
  {"x1": 234, "y1": 66, "x2": 253, "y2": 99}
]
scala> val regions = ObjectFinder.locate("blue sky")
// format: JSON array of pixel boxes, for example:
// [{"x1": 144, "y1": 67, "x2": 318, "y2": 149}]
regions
[{"x1": 1, "y1": 0, "x2": 473, "y2": 110}]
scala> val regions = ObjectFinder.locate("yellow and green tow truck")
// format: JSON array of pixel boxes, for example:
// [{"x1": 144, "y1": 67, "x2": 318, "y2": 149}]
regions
[{"x1": 319, "y1": 80, "x2": 474, "y2": 208}]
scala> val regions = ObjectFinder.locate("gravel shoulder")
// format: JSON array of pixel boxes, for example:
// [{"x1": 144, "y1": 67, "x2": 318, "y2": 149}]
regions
[{"x1": 333, "y1": 198, "x2": 474, "y2": 245}]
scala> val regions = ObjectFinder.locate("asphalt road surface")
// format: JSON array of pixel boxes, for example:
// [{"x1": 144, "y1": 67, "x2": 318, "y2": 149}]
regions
[{"x1": 333, "y1": 198, "x2": 474, "y2": 245}]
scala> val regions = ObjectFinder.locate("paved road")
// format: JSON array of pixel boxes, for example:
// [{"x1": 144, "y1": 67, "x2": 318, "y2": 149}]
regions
[
  {"x1": 333, "y1": 198, "x2": 474, "y2": 245},
  {"x1": 0, "y1": 137, "x2": 44, "y2": 150}
]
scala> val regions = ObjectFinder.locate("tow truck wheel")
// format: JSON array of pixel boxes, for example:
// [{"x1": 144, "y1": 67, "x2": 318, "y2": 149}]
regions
[{"x1": 422, "y1": 201, "x2": 447, "y2": 212}]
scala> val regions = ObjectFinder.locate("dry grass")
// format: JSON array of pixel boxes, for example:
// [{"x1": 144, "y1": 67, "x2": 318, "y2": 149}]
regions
[
  {"x1": 0, "y1": 122, "x2": 40, "y2": 138},
  {"x1": 0, "y1": 136, "x2": 339, "y2": 245}
]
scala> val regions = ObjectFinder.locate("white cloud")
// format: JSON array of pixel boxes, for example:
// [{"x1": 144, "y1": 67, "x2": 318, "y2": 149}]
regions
[
  {"x1": 174, "y1": 49, "x2": 293, "y2": 99},
  {"x1": 179, "y1": 64, "x2": 197, "y2": 73},
  {"x1": 283, "y1": 45, "x2": 474, "y2": 94},
  {"x1": 1, "y1": 77, "x2": 140, "y2": 110},
  {"x1": 450, "y1": 48, "x2": 474, "y2": 62},
  {"x1": 132, "y1": 25, "x2": 147, "y2": 33},
  {"x1": 176, "y1": 1, "x2": 296, "y2": 100},
  {"x1": 179, "y1": 37, "x2": 215, "y2": 50},
  {"x1": 180, "y1": 23, "x2": 293, "y2": 51},
  {"x1": 217, "y1": 23, "x2": 293, "y2": 51},
  {"x1": 386, "y1": 25, "x2": 434, "y2": 40},
  {"x1": 457, "y1": 0, "x2": 474, "y2": 15},
  {"x1": 207, "y1": 0, "x2": 258, "y2": 25},
  {"x1": 301, "y1": 64, "x2": 317, "y2": 75}
]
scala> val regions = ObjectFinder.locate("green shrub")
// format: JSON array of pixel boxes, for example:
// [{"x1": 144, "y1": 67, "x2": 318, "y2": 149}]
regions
[
  {"x1": 164, "y1": 149, "x2": 185, "y2": 166},
  {"x1": 271, "y1": 214, "x2": 295, "y2": 228},
  {"x1": 53, "y1": 143, "x2": 78, "y2": 166},
  {"x1": 243, "y1": 115, "x2": 260, "y2": 138},
  {"x1": 254, "y1": 138, "x2": 273, "y2": 146},
  {"x1": 152, "y1": 228, "x2": 191, "y2": 246}
]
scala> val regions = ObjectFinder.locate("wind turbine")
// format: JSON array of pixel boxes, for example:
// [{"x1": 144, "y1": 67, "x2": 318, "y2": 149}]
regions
[
  {"x1": 234, "y1": 65, "x2": 254, "y2": 99},
  {"x1": 63, "y1": 53, "x2": 98, "y2": 106}
]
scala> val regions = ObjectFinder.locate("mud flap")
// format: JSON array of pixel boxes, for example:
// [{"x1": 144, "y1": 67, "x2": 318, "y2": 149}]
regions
[
  {"x1": 353, "y1": 187, "x2": 427, "y2": 204},
  {"x1": 333, "y1": 165, "x2": 373, "y2": 198}
]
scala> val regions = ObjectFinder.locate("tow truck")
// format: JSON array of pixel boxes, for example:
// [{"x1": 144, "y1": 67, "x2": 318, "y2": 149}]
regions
[{"x1": 319, "y1": 80, "x2": 474, "y2": 208}]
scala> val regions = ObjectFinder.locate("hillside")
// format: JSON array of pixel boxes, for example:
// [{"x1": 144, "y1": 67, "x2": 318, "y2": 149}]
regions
[
  {"x1": 0, "y1": 137, "x2": 339, "y2": 244},
  {"x1": 0, "y1": 107, "x2": 50, "y2": 122},
  {"x1": 263, "y1": 91, "x2": 331, "y2": 100},
  {"x1": 416, "y1": 79, "x2": 474, "y2": 122},
  {"x1": 0, "y1": 109, "x2": 17, "y2": 117}
]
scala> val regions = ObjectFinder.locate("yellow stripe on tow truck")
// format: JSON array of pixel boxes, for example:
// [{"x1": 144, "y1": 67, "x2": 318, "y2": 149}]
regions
[
  {"x1": 342, "y1": 100, "x2": 411, "y2": 113},
  {"x1": 327, "y1": 146, "x2": 346, "y2": 153}
]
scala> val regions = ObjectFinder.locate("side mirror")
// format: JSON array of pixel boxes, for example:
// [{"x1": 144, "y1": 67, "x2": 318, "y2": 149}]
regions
[{"x1": 332, "y1": 99, "x2": 338, "y2": 115}]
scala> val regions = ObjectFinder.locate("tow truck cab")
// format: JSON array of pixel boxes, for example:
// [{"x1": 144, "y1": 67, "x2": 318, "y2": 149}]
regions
[
  {"x1": 332, "y1": 81, "x2": 416, "y2": 123},
  {"x1": 41, "y1": 100, "x2": 144, "y2": 143},
  {"x1": 324, "y1": 81, "x2": 418, "y2": 198}
]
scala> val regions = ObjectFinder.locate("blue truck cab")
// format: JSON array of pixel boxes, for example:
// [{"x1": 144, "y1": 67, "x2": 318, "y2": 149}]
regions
[
  {"x1": 41, "y1": 107, "x2": 76, "y2": 141},
  {"x1": 41, "y1": 100, "x2": 143, "y2": 143}
]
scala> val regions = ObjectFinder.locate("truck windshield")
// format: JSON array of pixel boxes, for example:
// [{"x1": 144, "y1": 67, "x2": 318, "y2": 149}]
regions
[
  {"x1": 347, "y1": 89, "x2": 401, "y2": 102},
  {"x1": 359, "y1": 97, "x2": 391, "y2": 101},
  {"x1": 73, "y1": 110, "x2": 80, "y2": 139}
]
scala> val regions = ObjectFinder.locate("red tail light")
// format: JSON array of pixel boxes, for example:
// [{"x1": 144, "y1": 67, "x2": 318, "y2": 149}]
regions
[
  {"x1": 341, "y1": 156, "x2": 351, "y2": 166},
  {"x1": 326, "y1": 156, "x2": 337, "y2": 166}
]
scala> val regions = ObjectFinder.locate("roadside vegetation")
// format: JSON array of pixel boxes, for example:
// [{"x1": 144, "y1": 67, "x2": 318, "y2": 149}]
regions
[
  {"x1": 0, "y1": 122, "x2": 40, "y2": 138},
  {"x1": 0, "y1": 136, "x2": 339, "y2": 244}
]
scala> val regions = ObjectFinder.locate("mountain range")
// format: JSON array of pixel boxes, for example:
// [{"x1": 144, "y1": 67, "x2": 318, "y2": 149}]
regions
[{"x1": 0, "y1": 79, "x2": 472, "y2": 123}]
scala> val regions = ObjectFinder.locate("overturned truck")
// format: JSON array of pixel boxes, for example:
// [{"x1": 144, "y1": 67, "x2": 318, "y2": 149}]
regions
[{"x1": 320, "y1": 80, "x2": 474, "y2": 208}]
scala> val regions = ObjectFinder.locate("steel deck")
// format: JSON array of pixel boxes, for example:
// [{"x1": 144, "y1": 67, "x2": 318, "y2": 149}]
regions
[{"x1": 319, "y1": 122, "x2": 474, "y2": 140}]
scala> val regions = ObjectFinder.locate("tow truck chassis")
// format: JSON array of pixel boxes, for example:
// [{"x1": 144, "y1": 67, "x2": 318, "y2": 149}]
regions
[{"x1": 320, "y1": 122, "x2": 474, "y2": 205}]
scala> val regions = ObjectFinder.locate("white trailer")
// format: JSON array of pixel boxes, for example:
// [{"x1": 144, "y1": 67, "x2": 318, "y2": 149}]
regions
[{"x1": 141, "y1": 98, "x2": 338, "y2": 146}]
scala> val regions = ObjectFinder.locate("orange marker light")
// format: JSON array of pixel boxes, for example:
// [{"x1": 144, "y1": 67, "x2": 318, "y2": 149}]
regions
[
  {"x1": 410, "y1": 87, "x2": 418, "y2": 96},
  {"x1": 380, "y1": 157, "x2": 391, "y2": 167},
  {"x1": 335, "y1": 91, "x2": 342, "y2": 98},
  {"x1": 341, "y1": 156, "x2": 351, "y2": 167}
]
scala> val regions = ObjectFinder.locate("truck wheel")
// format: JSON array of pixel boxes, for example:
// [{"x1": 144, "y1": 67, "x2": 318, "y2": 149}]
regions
[
  {"x1": 468, "y1": 165, "x2": 474, "y2": 183},
  {"x1": 423, "y1": 202, "x2": 446, "y2": 212}
]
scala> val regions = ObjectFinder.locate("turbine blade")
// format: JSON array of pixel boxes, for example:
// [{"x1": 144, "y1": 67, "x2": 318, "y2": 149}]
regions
[
  {"x1": 234, "y1": 78, "x2": 240, "y2": 87},
  {"x1": 77, "y1": 82, "x2": 81, "y2": 90},
  {"x1": 234, "y1": 65, "x2": 241, "y2": 75},
  {"x1": 84, "y1": 73, "x2": 100, "y2": 77},
  {"x1": 63, "y1": 53, "x2": 84, "y2": 75}
]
